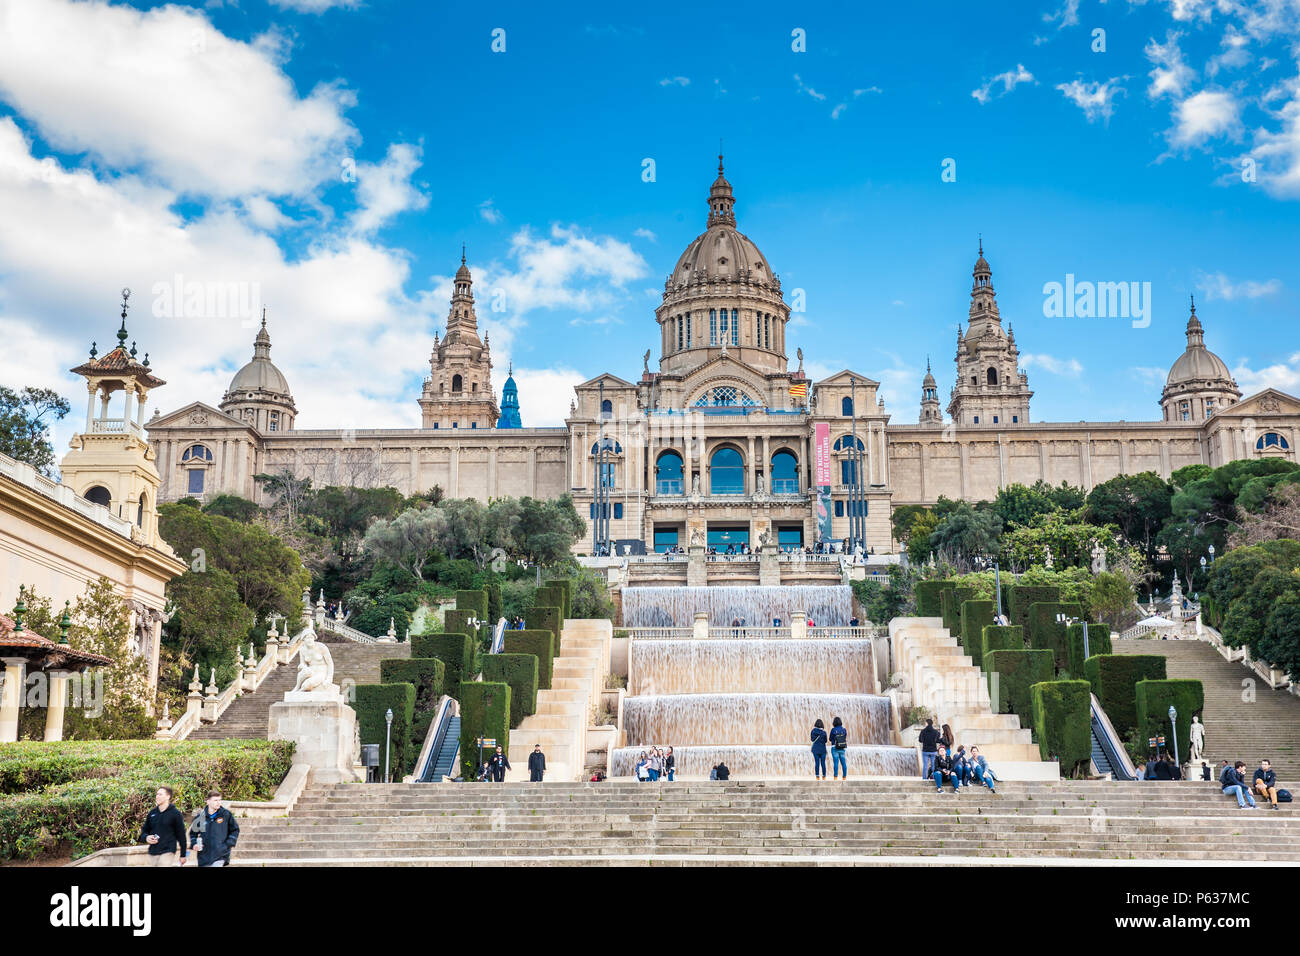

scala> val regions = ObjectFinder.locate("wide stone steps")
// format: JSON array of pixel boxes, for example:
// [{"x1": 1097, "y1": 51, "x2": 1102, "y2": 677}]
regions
[
  {"x1": 232, "y1": 779, "x2": 1296, "y2": 865},
  {"x1": 1113, "y1": 638, "x2": 1300, "y2": 780}
]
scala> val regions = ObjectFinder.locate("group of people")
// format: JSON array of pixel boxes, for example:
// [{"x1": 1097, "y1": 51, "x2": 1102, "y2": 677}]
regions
[
  {"x1": 505, "y1": 616, "x2": 528, "y2": 630},
  {"x1": 476, "y1": 744, "x2": 549, "y2": 782},
  {"x1": 809, "y1": 717, "x2": 850, "y2": 779},
  {"x1": 1219, "y1": 759, "x2": 1286, "y2": 809},
  {"x1": 634, "y1": 747, "x2": 675, "y2": 781},
  {"x1": 137, "y1": 787, "x2": 240, "y2": 867},
  {"x1": 918, "y1": 718, "x2": 998, "y2": 793}
]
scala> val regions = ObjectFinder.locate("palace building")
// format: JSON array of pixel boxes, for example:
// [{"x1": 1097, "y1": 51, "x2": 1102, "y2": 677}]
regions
[{"x1": 146, "y1": 159, "x2": 1300, "y2": 554}]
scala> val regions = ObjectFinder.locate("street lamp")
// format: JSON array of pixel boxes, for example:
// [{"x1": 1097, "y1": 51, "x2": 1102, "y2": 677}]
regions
[
  {"x1": 1168, "y1": 704, "x2": 1179, "y2": 766},
  {"x1": 1208, "y1": 544, "x2": 1215, "y2": 563},
  {"x1": 1056, "y1": 612, "x2": 1090, "y2": 659},
  {"x1": 384, "y1": 707, "x2": 394, "y2": 783}
]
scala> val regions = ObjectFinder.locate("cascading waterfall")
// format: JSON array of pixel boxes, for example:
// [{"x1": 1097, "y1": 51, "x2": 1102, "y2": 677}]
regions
[
  {"x1": 622, "y1": 584, "x2": 852, "y2": 627},
  {"x1": 623, "y1": 692, "x2": 891, "y2": 745},
  {"x1": 630, "y1": 640, "x2": 876, "y2": 696}
]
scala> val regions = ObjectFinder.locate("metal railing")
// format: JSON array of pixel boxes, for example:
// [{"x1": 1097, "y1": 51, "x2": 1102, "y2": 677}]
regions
[
  {"x1": 655, "y1": 479, "x2": 684, "y2": 495},
  {"x1": 770, "y1": 478, "x2": 800, "y2": 494},
  {"x1": 1090, "y1": 693, "x2": 1138, "y2": 781},
  {"x1": 490, "y1": 617, "x2": 507, "y2": 654},
  {"x1": 625, "y1": 626, "x2": 883, "y2": 640}
]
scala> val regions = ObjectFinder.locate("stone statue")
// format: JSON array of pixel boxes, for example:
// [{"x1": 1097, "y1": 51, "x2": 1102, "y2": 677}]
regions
[
  {"x1": 690, "y1": 528, "x2": 704, "y2": 547},
  {"x1": 758, "y1": 529, "x2": 771, "y2": 550},
  {"x1": 1043, "y1": 544, "x2": 1053, "y2": 569},
  {"x1": 756, "y1": 473, "x2": 765, "y2": 495},
  {"x1": 1189, "y1": 716, "x2": 1205, "y2": 762},
  {"x1": 643, "y1": 349, "x2": 651, "y2": 374},
  {"x1": 691, "y1": 473, "x2": 700, "y2": 495},
  {"x1": 292, "y1": 630, "x2": 336, "y2": 694},
  {"x1": 1090, "y1": 540, "x2": 1107, "y2": 574},
  {"x1": 796, "y1": 347, "x2": 804, "y2": 373}
]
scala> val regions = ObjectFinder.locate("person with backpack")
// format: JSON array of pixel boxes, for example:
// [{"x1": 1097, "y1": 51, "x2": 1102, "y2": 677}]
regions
[
  {"x1": 829, "y1": 716, "x2": 849, "y2": 780},
  {"x1": 664, "y1": 747, "x2": 676, "y2": 782},
  {"x1": 1253, "y1": 760, "x2": 1280, "y2": 810},
  {"x1": 918, "y1": 718, "x2": 941, "y2": 779},
  {"x1": 1220, "y1": 761, "x2": 1257, "y2": 809},
  {"x1": 188, "y1": 790, "x2": 239, "y2": 867},
  {"x1": 810, "y1": 718, "x2": 828, "y2": 780}
]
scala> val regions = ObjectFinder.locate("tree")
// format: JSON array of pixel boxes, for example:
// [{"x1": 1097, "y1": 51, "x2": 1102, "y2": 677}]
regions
[
  {"x1": 1088, "y1": 571, "x2": 1136, "y2": 627},
  {"x1": 1261, "y1": 588, "x2": 1300, "y2": 682},
  {"x1": 928, "y1": 502, "x2": 1002, "y2": 567},
  {"x1": 361, "y1": 506, "x2": 447, "y2": 580},
  {"x1": 0, "y1": 385, "x2": 70, "y2": 476},
  {"x1": 202, "y1": 493, "x2": 261, "y2": 523},
  {"x1": 254, "y1": 469, "x2": 312, "y2": 522},
  {"x1": 1085, "y1": 472, "x2": 1173, "y2": 561},
  {"x1": 904, "y1": 511, "x2": 940, "y2": 565},
  {"x1": 992, "y1": 482, "x2": 1060, "y2": 529},
  {"x1": 161, "y1": 568, "x2": 256, "y2": 693},
  {"x1": 1231, "y1": 483, "x2": 1300, "y2": 547},
  {"x1": 62, "y1": 578, "x2": 155, "y2": 739},
  {"x1": 891, "y1": 504, "x2": 931, "y2": 544}
]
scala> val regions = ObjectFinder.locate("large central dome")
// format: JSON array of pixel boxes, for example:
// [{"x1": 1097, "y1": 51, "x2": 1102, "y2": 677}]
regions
[{"x1": 655, "y1": 157, "x2": 790, "y2": 377}]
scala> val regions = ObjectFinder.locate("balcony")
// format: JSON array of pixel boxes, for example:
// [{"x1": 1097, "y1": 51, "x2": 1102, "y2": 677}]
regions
[
  {"x1": 655, "y1": 479, "x2": 684, "y2": 495},
  {"x1": 770, "y1": 478, "x2": 800, "y2": 495}
]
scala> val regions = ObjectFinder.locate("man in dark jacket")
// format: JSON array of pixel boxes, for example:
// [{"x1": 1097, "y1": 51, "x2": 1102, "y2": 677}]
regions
[
  {"x1": 488, "y1": 746, "x2": 511, "y2": 782},
  {"x1": 138, "y1": 786, "x2": 188, "y2": 867},
  {"x1": 188, "y1": 790, "x2": 240, "y2": 866},
  {"x1": 715, "y1": 761, "x2": 730, "y2": 780},
  {"x1": 918, "y1": 719, "x2": 941, "y2": 780},
  {"x1": 528, "y1": 744, "x2": 546, "y2": 782},
  {"x1": 1253, "y1": 760, "x2": 1280, "y2": 809},
  {"x1": 932, "y1": 745, "x2": 961, "y2": 792},
  {"x1": 1220, "y1": 761, "x2": 1257, "y2": 809}
]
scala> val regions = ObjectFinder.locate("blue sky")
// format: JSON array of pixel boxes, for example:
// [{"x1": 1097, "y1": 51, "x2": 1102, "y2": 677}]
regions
[{"x1": 0, "y1": 0, "x2": 1297, "y2": 448}]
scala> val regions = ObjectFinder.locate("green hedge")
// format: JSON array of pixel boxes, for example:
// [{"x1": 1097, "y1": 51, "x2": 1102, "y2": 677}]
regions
[
  {"x1": 1030, "y1": 679, "x2": 1092, "y2": 776},
  {"x1": 985, "y1": 648, "x2": 1055, "y2": 722},
  {"x1": 960, "y1": 600, "x2": 995, "y2": 668},
  {"x1": 528, "y1": 605, "x2": 562, "y2": 655},
  {"x1": 534, "y1": 587, "x2": 565, "y2": 622},
  {"x1": 355, "y1": 682, "x2": 416, "y2": 781},
  {"x1": 1065, "y1": 622, "x2": 1112, "y2": 677},
  {"x1": 981, "y1": 625, "x2": 1025, "y2": 662},
  {"x1": 0, "y1": 739, "x2": 294, "y2": 860},
  {"x1": 380, "y1": 657, "x2": 446, "y2": 770},
  {"x1": 486, "y1": 580, "x2": 503, "y2": 625},
  {"x1": 1008, "y1": 585, "x2": 1060, "y2": 630},
  {"x1": 455, "y1": 589, "x2": 488, "y2": 620},
  {"x1": 940, "y1": 587, "x2": 975, "y2": 635},
  {"x1": 543, "y1": 578, "x2": 573, "y2": 620},
  {"x1": 1136, "y1": 679, "x2": 1204, "y2": 764},
  {"x1": 1084, "y1": 654, "x2": 1167, "y2": 737},
  {"x1": 503, "y1": 630, "x2": 554, "y2": 690},
  {"x1": 1026, "y1": 602, "x2": 1085, "y2": 672},
  {"x1": 481, "y1": 654, "x2": 539, "y2": 728},
  {"x1": 411, "y1": 632, "x2": 474, "y2": 690},
  {"x1": 915, "y1": 580, "x2": 952, "y2": 618},
  {"x1": 458, "y1": 681, "x2": 512, "y2": 780},
  {"x1": 445, "y1": 609, "x2": 487, "y2": 654}
]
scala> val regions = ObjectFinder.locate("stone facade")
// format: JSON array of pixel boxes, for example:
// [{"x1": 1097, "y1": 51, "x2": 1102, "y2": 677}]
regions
[{"x1": 148, "y1": 161, "x2": 1300, "y2": 553}]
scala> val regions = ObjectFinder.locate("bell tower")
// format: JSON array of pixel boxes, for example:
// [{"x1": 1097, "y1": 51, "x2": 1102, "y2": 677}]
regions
[
  {"x1": 419, "y1": 250, "x2": 500, "y2": 429},
  {"x1": 61, "y1": 289, "x2": 167, "y2": 547}
]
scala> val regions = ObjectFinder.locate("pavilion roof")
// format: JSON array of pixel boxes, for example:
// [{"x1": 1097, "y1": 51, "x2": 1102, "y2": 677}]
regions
[{"x1": 0, "y1": 613, "x2": 114, "y2": 670}]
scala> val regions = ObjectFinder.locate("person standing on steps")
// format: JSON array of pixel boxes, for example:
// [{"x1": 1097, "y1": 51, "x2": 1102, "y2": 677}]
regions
[
  {"x1": 940, "y1": 723, "x2": 955, "y2": 754},
  {"x1": 528, "y1": 744, "x2": 546, "y2": 782},
  {"x1": 1253, "y1": 759, "x2": 1280, "y2": 809},
  {"x1": 665, "y1": 747, "x2": 676, "y2": 782},
  {"x1": 488, "y1": 745, "x2": 511, "y2": 782},
  {"x1": 138, "y1": 786, "x2": 188, "y2": 867},
  {"x1": 810, "y1": 718, "x2": 829, "y2": 780},
  {"x1": 829, "y1": 716, "x2": 849, "y2": 780},
  {"x1": 1220, "y1": 761, "x2": 1257, "y2": 809},
  {"x1": 188, "y1": 790, "x2": 239, "y2": 867},
  {"x1": 919, "y1": 718, "x2": 941, "y2": 780}
]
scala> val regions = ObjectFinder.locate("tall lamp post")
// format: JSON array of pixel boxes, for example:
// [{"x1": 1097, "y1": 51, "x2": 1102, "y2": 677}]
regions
[
  {"x1": 1168, "y1": 704, "x2": 1179, "y2": 766},
  {"x1": 1056, "y1": 612, "x2": 1090, "y2": 660},
  {"x1": 384, "y1": 707, "x2": 394, "y2": 783}
]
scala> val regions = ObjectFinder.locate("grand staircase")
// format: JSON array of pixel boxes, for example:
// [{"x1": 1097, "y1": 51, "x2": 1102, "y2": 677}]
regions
[
  {"x1": 506, "y1": 620, "x2": 612, "y2": 781},
  {"x1": 189, "y1": 638, "x2": 410, "y2": 741},
  {"x1": 232, "y1": 779, "x2": 1299, "y2": 865},
  {"x1": 1113, "y1": 638, "x2": 1300, "y2": 782}
]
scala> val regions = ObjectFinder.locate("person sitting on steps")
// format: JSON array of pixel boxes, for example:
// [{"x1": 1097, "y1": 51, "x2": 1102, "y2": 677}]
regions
[
  {"x1": 932, "y1": 745, "x2": 961, "y2": 793},
  {"x1": 968, "y1": 746, "x2": 997, "y2": 793},
  {"x1": 1220, "y1": 760, "x2": 1257, "y2": 809},
  {"x1": 1253, "y1": 759, "x2": 1280, "y2": 810}
]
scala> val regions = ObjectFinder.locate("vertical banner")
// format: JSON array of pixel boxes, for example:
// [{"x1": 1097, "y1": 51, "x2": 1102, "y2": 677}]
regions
[{"x1": 814, "y1": 422, "x2": 832, "y2": 543}]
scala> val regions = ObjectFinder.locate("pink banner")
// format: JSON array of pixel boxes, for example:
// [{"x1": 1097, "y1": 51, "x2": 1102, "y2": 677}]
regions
[{"x1": 814, "y1": 422, "x2": 831, "y2": 487}]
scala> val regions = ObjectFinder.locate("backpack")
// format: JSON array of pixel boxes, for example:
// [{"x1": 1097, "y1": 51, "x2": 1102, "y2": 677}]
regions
[
  {"x1": 830, "y1": 727, "x2": 848, "y2": 750},
  {"x1": 1278, "y1": 789, "x2": 1292, "y2": 803}
]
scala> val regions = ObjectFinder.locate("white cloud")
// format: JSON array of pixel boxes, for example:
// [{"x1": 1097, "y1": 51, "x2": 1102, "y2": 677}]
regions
[
  {"x1": 269, "y1": 0, "x2": 362, "y2": 10},
  {"x1": 1171, "y1": 90, "x2": 1242, "y2": 145},
  {"x1": 972, "y1": 64, "x2": 1035, "y2": 105},
  {"x1": 793, "y1": 74, "x2": 826, "y2": 101},
  {"x1": 503, "y1": 366, "x2": 587, "y2": 427},
  {"x1": 1196, "y1": 271, "x2": 1283, "y2": 300},
  {"x1": 1042, "y1": 0, "x2": 1081, "y2": 29},
  {"x1": 1145, "y1": 32, "x2": 1195, "y2": 99},
  {"x1": 1130, "y1": 366, "x2": 1170, "y2": 387},
  {"x1": 1021, "y1": 353, "x2": 1085, "y2": 377},
  {"x1": 1248, "y1": 66, "x2": 1300, "y2": 197},
  {"x1": 351, "y1": 143, "x2": 429, "y2": 234},
  {"x1": 1231, "y1": 352, "x2": 1300, "y2": 396},
  {"x1": 658, "y1": 76, "x2": 690, "y2": 87},
  {"x1": 0, "y1": 0, "x2": 359, "y2": 200},
  {"x1": 478, "y1": 199, "x2": 504, "y2": 225},
  {"x1": 633, "y1": 228, "x2": 657, "y2": 242},
  {"x1": 1056, "y1": 78, "x2": 1127, "y2": 123}
]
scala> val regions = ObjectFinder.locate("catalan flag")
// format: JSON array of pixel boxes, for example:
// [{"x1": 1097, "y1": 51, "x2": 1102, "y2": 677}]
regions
[{"x1": 789, "y1": 381, "x2": 808, "y2": 399}]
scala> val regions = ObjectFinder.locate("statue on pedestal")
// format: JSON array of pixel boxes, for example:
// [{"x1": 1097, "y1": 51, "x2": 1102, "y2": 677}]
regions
[
  {"x1": 1090, "y1": 540, "x2": 1107, "y2": 574},
  {"x1": 292, "y1": 631, "x2": 336, "y2": 695},
  {"x1": 691, "y1": 473, "x2": 700, "y2": 495},
  {"x1": 1043, "y1": 545, "x2": 1053, "y2": 569},
  {"x1": 1189, "y1": 716, "x2": 1205, "y2": 762}
]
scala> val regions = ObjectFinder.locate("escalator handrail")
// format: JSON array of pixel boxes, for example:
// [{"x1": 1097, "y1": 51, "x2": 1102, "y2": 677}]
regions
[
  {"x1": 415, "y1": 695, "x2": 457, "y2": 782},
  {"x1": 1090, "y1": 692, "x2": 1138, "y2": 781},
  {"x1": 490, "y1": 616, "x2": 507, "y2": 655}
]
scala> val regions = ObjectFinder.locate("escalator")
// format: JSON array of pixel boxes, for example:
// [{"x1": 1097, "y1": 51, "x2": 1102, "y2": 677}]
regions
[
  {"x1": 1090, "y1": 693, "x2": 1138, "y2": 781},
  {"x1": 428, "y1": 716, "x2": 461, "y2": 781},
  {"x1": 414, "y1": 697, "x2": 461, "y2": 782}
]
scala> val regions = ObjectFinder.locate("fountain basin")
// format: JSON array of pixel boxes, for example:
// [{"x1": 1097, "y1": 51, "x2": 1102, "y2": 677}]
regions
[
  {"x1": 611, "y1": 744, "x2": 918, "y2": 779},
  {"x1": 622, "y1": 692, "x2": 894, "y2": 747},
  {"x1": 629, "y1": 639, "x2": 874, "y2": 696}
]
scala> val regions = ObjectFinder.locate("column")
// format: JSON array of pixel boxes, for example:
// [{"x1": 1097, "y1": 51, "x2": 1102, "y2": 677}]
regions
[
  {"x1": 84, "y1": 384, "x2": 96, "y2": 432},
  {"x1": 450, "y1": 444, "x2": 460, "y2": 497},
  {"x1": 762, "y1": 434, "x2": 771, "y2": 490},
  {"x1": 43, "y1": 672, "x2": 67, "y2": 742},
  {"x1": 683, "y1": 432, "x2": 694, "y2": 493},
  {"x1": 0, "y1": 658, "x2": 26, "y2": 743},
  {"x1": 528, "y1": 447, "x2": 537, "y2": 496},
  {"x1": 122, "y1": 385, "x2": 134, "y2": 428},
  {"x1": 746, "y1": 435, "x2": 755, "y2": 495},
  {"x1": 488, "y1": 445, "x2": 497, "y2": 495}
]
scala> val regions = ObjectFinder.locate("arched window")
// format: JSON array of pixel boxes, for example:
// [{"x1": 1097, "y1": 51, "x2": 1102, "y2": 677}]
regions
[
  {"x1": 1257, "y1": 433, "x2": 1291, "y2": 450},
  {"x1": 451, "y1": 374, "x2": 463, "y2": 393},
  {"x1": 832, "y1": 435, "x2": 865, "y2": 451},
  {"x1": 136, "y1": 492, "x2": 146, "y2": 527},
  {"x1": 771, "y1": 451, "x2": 799, "y2": 494},
  {"x1": 841, "y1": 396, "x2": 854, "y2": 417},
  {"x1": 987, "y1": 367, "x2": 998, "y2": 385},
  {"x1": 590, "y1": 440, "x2": 623, "y2": 455},
  {"x1": 709, "y1": 446, "x2": 744, "y2": 495},
  {"x1": 84, "y1": 485, "x2": 111, "y2": 507},
  {"x1": 655, "y1": 450, "x2": 684, "y2": 495},
  {"x1": 181, "y1": 444, "x2": 213, "y2": 462},
  {"x1": 600, "y1": 398, "x2": 613, "y2": 419}
]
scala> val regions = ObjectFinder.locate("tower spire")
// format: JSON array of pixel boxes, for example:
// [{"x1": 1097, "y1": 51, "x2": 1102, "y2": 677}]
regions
[{"x1": 117, "y1": 287, "x2": 131, "y2": 347}]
